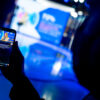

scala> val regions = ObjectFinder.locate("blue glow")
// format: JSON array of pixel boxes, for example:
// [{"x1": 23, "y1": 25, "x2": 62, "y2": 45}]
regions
[
  {"x1": 15, "y1": 32, "x2": 73, "y2": 80},
  {"x1": 64, "y1": 0, "x2": 69, "y2": 3},
  {"x1": 10, "y1": 0, "x2": 74, "y2": 80},
  {"x1": 85, "y1": 2, "x2": 90, "y2": 9}
]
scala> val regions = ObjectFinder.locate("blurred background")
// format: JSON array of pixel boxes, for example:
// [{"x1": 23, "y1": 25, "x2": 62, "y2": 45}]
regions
[{"x1": 0, "y1": 0, "x2": 90, "y2": 100}]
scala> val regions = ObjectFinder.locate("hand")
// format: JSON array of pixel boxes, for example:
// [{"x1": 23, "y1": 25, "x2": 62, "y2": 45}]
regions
[
  {"x1": 0, "y1": 41, "x2": 41, "y2": 100},
  {"x1": 0, "y1": 41, "x2": 24, "y2": 84}
]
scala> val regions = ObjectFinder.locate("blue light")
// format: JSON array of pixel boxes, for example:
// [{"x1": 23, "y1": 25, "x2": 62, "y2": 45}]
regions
[
  {"x1": 64, "y1": 0, "x2": 69, "y2": 3},
  {"x1": 85, "y1": 2, "x2": 90, "y2": 9}
]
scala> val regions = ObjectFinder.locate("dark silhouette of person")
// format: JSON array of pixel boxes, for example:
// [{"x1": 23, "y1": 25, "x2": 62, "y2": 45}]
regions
[{"x1": 72, "y1": 0, "x2": 100, "y2": 100}]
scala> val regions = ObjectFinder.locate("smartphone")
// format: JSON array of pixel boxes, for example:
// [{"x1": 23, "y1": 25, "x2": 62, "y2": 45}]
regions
[{"x1": 0, "y1": 27, "x2": 16, "y2": 66}]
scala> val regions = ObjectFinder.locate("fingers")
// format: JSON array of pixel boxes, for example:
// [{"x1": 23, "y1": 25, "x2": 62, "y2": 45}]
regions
[
  {"x1": 10, "y1": 41, "x2": 24, "y2": 72},
  {"x1": 12, "y1": 41, "x2": 23, "y2": 57},
  {"x1": 13, "y1": 41, "x2": 18, "y2": 49},
  {"x1": 0, "y1": 41, "x2": 24, "y2": 83},
  {"x1": 0, "y1": 65, "x2": 8, "y2": 70}
]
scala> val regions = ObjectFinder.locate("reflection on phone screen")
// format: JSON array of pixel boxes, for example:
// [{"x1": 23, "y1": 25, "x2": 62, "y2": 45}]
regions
[{"x1": 0, "y1": 30, "x2": 15, "y2": 66}]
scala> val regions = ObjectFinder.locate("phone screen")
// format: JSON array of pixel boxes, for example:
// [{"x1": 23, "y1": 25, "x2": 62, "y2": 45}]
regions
[{"x1": 0, "y1": 27, "x2": 16, "y2": 66}]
